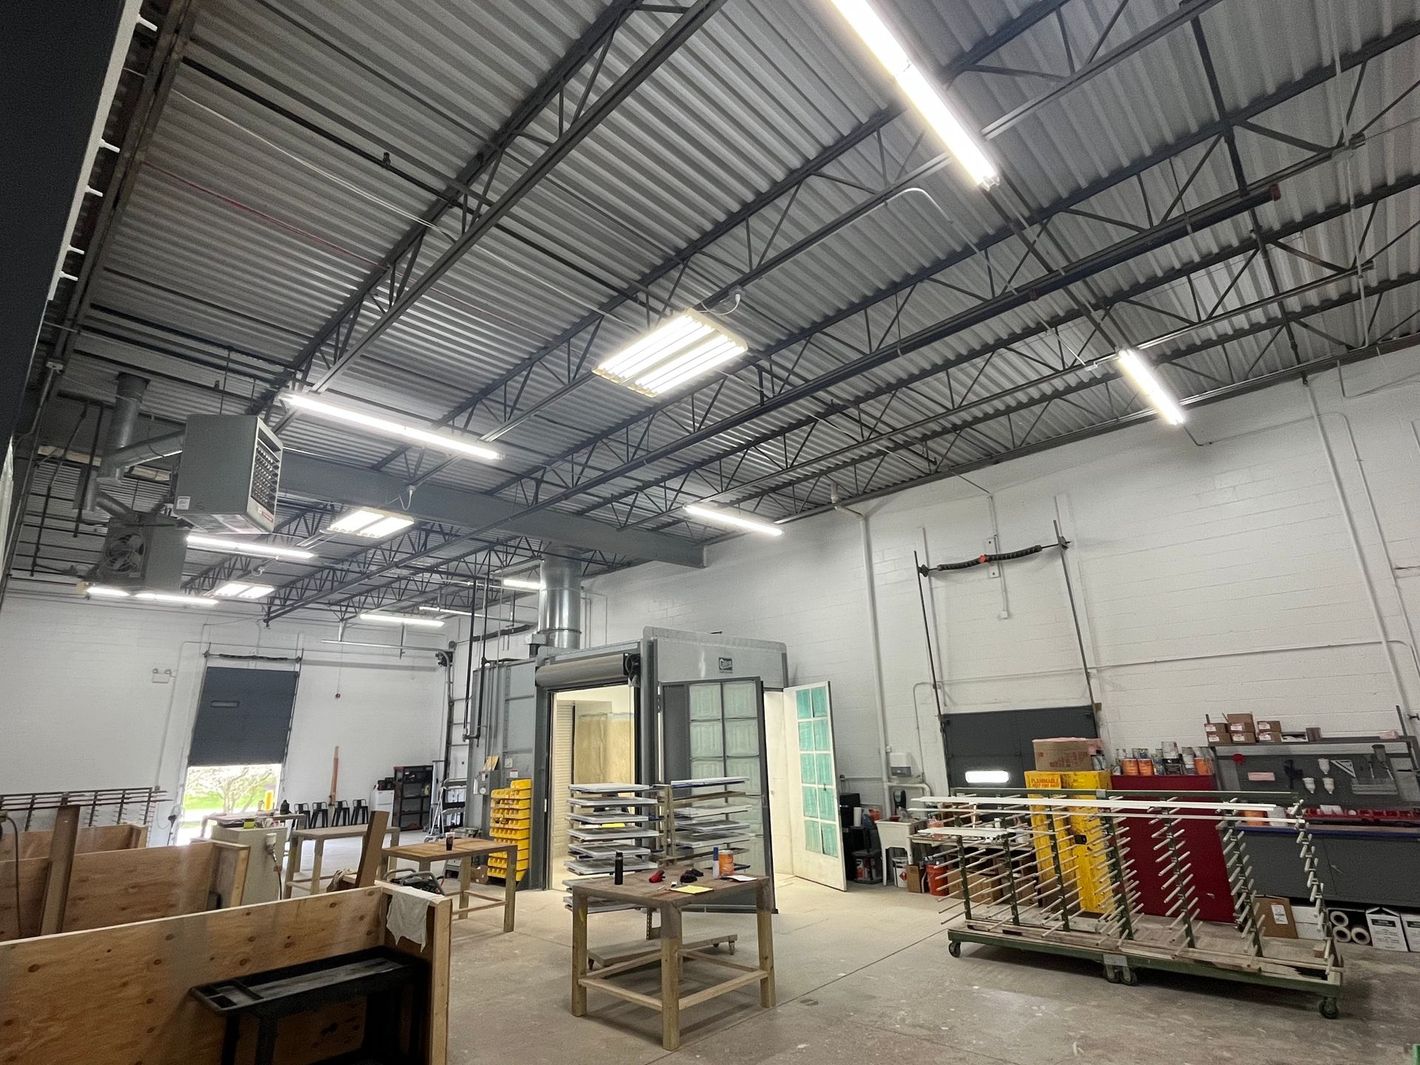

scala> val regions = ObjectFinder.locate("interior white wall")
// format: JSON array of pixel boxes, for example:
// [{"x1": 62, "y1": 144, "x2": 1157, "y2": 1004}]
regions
[
  {"x1": 0, "y1": 592, "x2": 447, "y2": 835},
  {"x1": 586, "y1": 362, "x2": 1420, "y2": 802}
]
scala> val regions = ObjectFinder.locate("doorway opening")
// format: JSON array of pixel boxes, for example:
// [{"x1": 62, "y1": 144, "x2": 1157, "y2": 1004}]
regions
[
  {"x1": 177, "y1": 763, "x2": 281, "y2": 842},
  {"x1": 548, "y1": 683, "x2": 636, "y2": 887}
]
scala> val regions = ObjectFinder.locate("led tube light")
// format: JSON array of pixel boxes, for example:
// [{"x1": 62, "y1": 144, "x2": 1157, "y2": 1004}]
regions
[
  {"x1": 85, "y1": 585, "x2": 132, "y2": 598},
  {"x1": 828, "y1": 0, "x2": 998, "y2": 188},
  {"x1": 358, "y1": 611, "x2": 445, "y2": 628},
  {"x1": 500, "y1": 576, "x2": 544, "y2": 591},
  {"x1": 134, "y1": 591, "x2": 218, "y2": 607},
  {"x1": 595, "y1": 310, "x2": 747, "y2": 396},
  {"x1": 328, "y1": 508, "x2": 415, "y2": 538},
  {"x1": 1116, "y1": 348, "x2": 1187, "y2": 425},
  {"x1": 279, "y1": 392, "x2": 500, "y2": 462},
  {"x1": 186, "y1": 533, "x2": 316, "y2": 560},
  {"x1": 684, "y1": 503, "x2": 784, "y2": 537},
  {"x1": 213, "y1": 581, "x2": 276, "y2": 600}
]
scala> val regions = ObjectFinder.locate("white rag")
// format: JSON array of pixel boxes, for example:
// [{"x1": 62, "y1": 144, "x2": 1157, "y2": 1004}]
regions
[{"x1": 385, "y1": 892, "x2": 430, "y2": 948}]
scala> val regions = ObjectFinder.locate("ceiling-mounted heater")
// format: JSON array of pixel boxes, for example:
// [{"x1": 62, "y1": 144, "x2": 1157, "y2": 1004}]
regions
[
  {"x1": 92, "y1": 514, "x2": 187, "y2": 591},
  {"x1": 172, "y1": 415, "x2": 282, "y2": 534}
]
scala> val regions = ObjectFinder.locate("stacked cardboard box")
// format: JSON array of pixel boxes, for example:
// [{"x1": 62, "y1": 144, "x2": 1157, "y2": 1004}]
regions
[
  {"x1": 1225, "y1": 713, "x2": 1256, "y2": 743},
  {"x1": 1255, "y1": 718, "x2": 1283, "y2": 742}
]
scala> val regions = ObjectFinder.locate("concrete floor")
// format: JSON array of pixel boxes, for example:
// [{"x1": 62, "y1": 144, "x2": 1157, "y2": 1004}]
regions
[{"x1": 429, "y1": 875, "x2": 1420, "y2": 1065}]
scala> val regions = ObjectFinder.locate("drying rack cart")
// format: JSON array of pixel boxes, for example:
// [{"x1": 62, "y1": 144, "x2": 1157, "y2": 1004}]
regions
[
  {"x1": 658, "y1": 777, "x2": 753, "y2": 868},
  {"x1": 915, "y1": 792, "x2": 1343, "y2": 1017},
  {"x1": 565, "y1": 783, "x2": 661, "y2": 881}
]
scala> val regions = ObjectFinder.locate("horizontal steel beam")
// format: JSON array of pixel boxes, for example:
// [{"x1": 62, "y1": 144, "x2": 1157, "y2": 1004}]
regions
[{"x1": 279, "y1": 454, "x2": 702, "y2": 569}]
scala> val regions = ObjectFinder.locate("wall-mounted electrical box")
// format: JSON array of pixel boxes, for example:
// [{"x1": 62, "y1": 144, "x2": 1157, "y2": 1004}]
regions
[
  {"x1": 92, "y1": 515, "x2": 187, "y2": 590},
  {"x1": 173, "y1": 415, "x2": 282, "y2": 533},
  {"x1": 888, "y1": 750, "x2": 915, "y2": 777}
]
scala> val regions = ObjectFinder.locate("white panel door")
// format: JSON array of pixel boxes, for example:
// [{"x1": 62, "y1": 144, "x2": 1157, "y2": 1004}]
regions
[{"x1": 784, "y1": 682, "x2": 846, "y2": 890}]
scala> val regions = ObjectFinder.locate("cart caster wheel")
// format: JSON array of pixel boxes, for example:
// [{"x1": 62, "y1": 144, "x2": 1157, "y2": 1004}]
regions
[
  {"x1": 948, "y1": 940, "x2": 962, "y2": 958},
  {"x1": 1103, "y1": 968, "x2": 1120, "y2": 984},
  {"x1": 1319, "y1": 998, "x2": 1339, "y2": 1020},
  {"x1": 1118, "y1": 969, "x2": 1138, "y2": 987}
]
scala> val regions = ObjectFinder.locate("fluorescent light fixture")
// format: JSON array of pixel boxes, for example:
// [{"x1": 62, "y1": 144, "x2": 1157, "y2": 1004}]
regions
[
  {"x1": 501, "y1": 576, "x2": 544, "y2": 592},
  {"x1": 417, "y1": 606, "x2": 462, "y2": 616},
  {"x1": 328, "y1": 508, "x2": 415, "y2": 538},
  {"x1": 684, "y1": 503, "x2": 784, "y2": 537},
  {"x1": 279, "y1": 391, "x2": 500, "y2": 462},
  {"x1": 133, "y1": 591, "x2": 218, "y2": 607},
  {"x1": 186, "y1": 533, "x2": 316, "y2": 561},
  {"x1": 358, "y1": 611, "x2": 445, "y2": 628},
  {"x1": 828, "y1": 0, "x2": 998, "y2": 189},
  {"x1": 85, "y1": 585, "x2": 131, "y2": 599},
  {"x1": 1116, "y1": 348, "x2": 1186, "y2": 426},
  {"x1": 595, "y1": 310, "x2": 747, "y2": 396},
  {"x1": 213, "y1": 581, "x2": 276, "y2": 600},
  {"x1": 964, "y1": 769, "x2": 1010, "y2": 785}
]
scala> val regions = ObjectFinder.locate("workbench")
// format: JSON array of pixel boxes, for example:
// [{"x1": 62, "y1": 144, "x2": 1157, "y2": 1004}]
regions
[
  {"x1": 569, "y1": 872, "x2": 774, "y2": 1051},
  {"x1": 282, "y1": 823, "x2": 400, "y2": 897},
  {"x1": 381, "y1": 838, "x2": 518, "y2": 931}
]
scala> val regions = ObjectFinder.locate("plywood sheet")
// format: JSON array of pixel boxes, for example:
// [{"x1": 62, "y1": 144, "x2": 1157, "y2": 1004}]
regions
[
  {"x1": 61, "y1": 840, "x2": 218, "y2": 931},
  {"x1": 0, "y1": 889, "x2": 391, "y2": 1064}
]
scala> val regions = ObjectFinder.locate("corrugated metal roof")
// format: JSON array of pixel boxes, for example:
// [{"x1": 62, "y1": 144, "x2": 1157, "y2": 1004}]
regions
[{"x1": 21, "y1": 0, "x2": 1419, "y2": 613}]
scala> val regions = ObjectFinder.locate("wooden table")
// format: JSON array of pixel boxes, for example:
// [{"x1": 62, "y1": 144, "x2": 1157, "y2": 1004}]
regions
[
  {"x1": 283, "y1": 823, "x2": 400, "y2": 897},
  {"x1": 568, "y1": 872, "x2": 774, "y2": 1051},
  {"x1": 381, "y1": 838, "x2": 518, "y2": 931}
]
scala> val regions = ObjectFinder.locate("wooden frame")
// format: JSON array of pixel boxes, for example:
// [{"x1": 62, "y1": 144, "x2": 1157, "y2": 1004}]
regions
[
  {"x1": 381, "y1": 838, "x2": 518, "y2": 930},
  {"x1": 2, "y1": 821, "x2": 146, "y2": 860},
  {"x1": 569, "y1": 875, "x2": 775, "y2": 1051},
  {"x1": 0, "y1": 883, "x2": 451, "y2": 1064},
  {"x1": 0, "y1": 839, "x2": 249, "y2": 940}
]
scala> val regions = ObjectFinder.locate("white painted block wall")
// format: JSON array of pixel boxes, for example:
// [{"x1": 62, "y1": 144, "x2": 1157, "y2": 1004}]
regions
[
  {"x1": 0, "y1": 593, "x2": 447, "y2": 835},
  {"x1": 587, "y1": 365, "x2": 1420, "y2": 801}
]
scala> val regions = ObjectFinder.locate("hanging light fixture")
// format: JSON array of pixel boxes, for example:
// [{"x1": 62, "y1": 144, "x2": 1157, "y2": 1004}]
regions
[
  {"x1": 358, "y1": 611, "x2": 445, "y2": 628},
  {"x1": 133, "y1": 591, "x2": 218, "y2": 607},
  {"x1": 500, "y1": 576, "x2": 544, "y2": 591},
  {"x1": 328, "y1": 508, "x2": 415, "y2": 538},
  {"x1": 1116, "y1": 348, "x2": 1187, "y2": 425},
  {"x1": 212, "y1": 581, "x2": 276, "y2": 600},
  {"x1": 186, "y1": 533, "x2": 316, "y2": 561},
  {"x1": 595, "y1": 310, "x2": 747, "y2": 396},
  {"x1": 684, "y1": 503, "x2": 784, "y2": 537},
  {"x1": 827, "y1": 0, "x2": 998, "y2": 189},
  {"x1": 278, "y1": 392, "x2": 500, "y2": 462}
]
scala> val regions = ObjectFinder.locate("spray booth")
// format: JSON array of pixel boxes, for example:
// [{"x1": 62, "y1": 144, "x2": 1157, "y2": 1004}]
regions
[{"x1": 449, "y1": 558, "x2": 849, "y2": 893}]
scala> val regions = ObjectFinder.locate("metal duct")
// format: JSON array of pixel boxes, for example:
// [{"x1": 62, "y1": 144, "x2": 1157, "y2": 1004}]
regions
[
  {"x1": 82, "y1": 372, "x2": 148, "y2": 511},
  {"x1": 536, "y1": 553, "x2": 582, "y2": 650}
]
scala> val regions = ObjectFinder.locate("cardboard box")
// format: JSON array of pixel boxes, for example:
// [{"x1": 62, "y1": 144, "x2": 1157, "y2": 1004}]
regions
[
  {"x1": 1399, "y1": 912, "x2": 1420, "y2": 951},
  {"x1": 1033, "y1": 737, "x2": 1100, "y2": 772},
  {"x1": 1365, "y1": 908, "x2": 1409, "y2": 951},
  {"x1": 1256, "y1": 730, "x2": 1283, "y2": 743},
  {"x1": 1225, "y1": 712, "x2": 1255, "y2": 727},
  {"x1": 1255, "y1": 896, "x2": 1297, "y2": 939},
  {"x1": 1204, "y1": 724, "x2": 1228, "y2": 745},
  {"x1": 1293, "y1": 903, "x2": 1324, "y2": 940},
  {"x1": 1255, "y1": 719, "x2": 1282, "y2": 732},
  {"x1": 1227, "y1": 729, "x2": 1256, "y2": 744},
  {"x1": 1305, "y1": 727, "x2": 1324, "y2": 741},
  {"x1": 905, "y1": 864, "x2": 923, "y2": 894}
]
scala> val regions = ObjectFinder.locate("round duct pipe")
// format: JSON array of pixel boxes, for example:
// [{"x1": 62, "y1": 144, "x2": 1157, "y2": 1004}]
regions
[
  {"x1": 82, "y1": 373, "x2": 149, "y2": 512},
  {"x1": 536, "y1": 554, "x2": 583, "y2": 650}
]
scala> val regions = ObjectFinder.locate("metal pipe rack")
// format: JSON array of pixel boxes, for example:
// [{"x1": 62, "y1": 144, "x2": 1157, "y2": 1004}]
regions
[{"x1": 913, "y1": 792, "x2": 1343, "y2": 1018}]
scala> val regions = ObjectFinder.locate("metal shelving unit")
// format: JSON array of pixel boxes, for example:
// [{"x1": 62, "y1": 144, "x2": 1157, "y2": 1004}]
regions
[{"x1": 916, "y1": 793, "x2": 1343, "y2": 1017}]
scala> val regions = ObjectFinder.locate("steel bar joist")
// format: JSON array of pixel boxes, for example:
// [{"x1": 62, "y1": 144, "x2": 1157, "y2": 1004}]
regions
[
  {"x1": 266, "y1": 12, "x2": 1420, "y2": 621},
  {"x1": 257, "y1": 0, "x2": 728, "y2": 417},
  {"x1": 267, "y1": 0, "x2": 1265, "y2": 615},
  {"x1": 367, "y1": 0, "x2": 1216, "y2": 484},
  {"x1": 261, "y1": 7, "x2": 1420, "y2": 618}
]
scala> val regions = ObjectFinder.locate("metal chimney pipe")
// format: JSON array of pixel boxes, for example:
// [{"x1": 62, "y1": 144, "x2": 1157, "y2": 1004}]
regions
[
  {"x1": 82, "y1": 373, "x2": 149, "y2": 512},
  {"x1": 536, "y1": 553, "x2": 583, "y2": 650}
]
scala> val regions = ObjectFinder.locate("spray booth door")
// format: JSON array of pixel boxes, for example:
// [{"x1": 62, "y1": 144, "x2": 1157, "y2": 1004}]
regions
[
  {"x1": 662, "y1": 679, "x2": 773, "y2": 884},
  {"x1": 780, "y1": 682, "x2": 846, "y2": 890}
]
